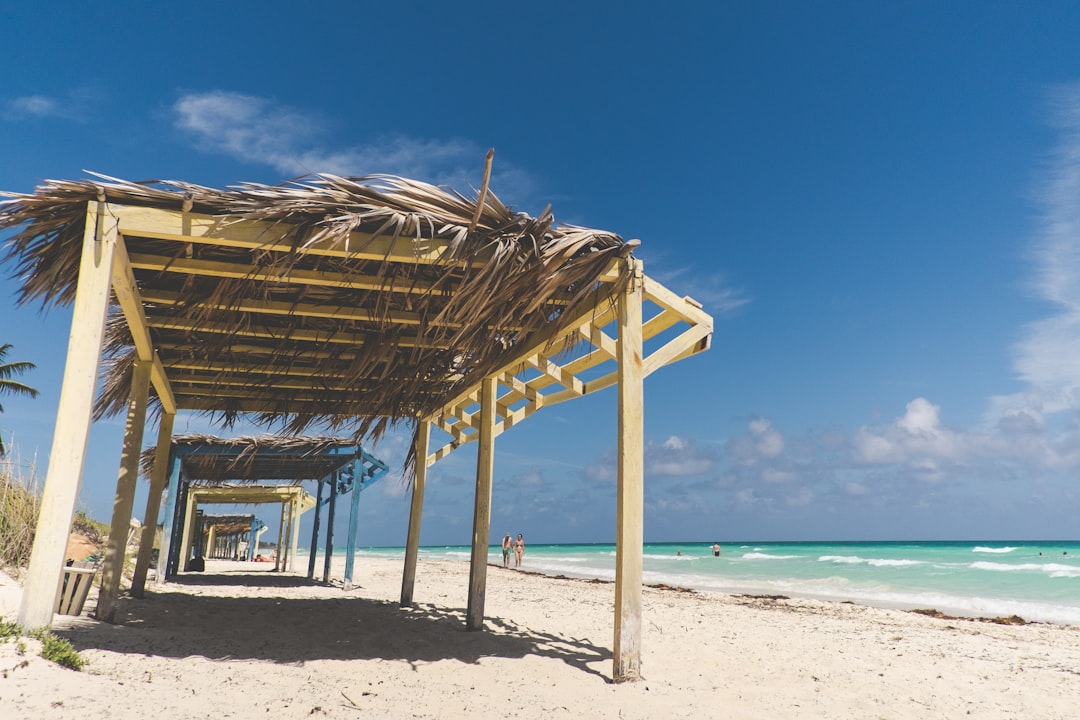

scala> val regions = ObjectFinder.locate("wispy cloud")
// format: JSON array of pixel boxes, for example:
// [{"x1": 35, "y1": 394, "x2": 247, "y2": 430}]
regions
[
  {"x1": 173, "y1": 90, "x2": 532, "y2": 196},
  {"x1": 989, "y1": 82, "x2": 1080, "y2": 421},
  {"x1": 649, "y1": 265, "x2": 750, "y2": 315},
  {"x1": 2, "y1": 88, "x2": 99, "y2": 122}
]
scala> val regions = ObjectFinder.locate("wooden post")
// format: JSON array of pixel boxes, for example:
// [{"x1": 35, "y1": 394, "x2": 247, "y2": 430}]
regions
[
  {"x1": 344, "y1": 462, "x2": 363, "y2": 590},
  {"x1": 96, "y1": 357, "x2": 152, "y2": 622},
  {"x1": 18, "y1": 202, "x2": 115, "y2": 629},
  {"x1": 178, "y1": 494, "x2": 198, "y2": 571},
  {"x1": 132, "y1": 412, "x2": 175, "y2": 596},
  {"x1": 159, "y1": 464, "x2": 184, "y2": 580},
  {"x1": 288, "y1": 492, "x2": 302, "y2": 572},
  {"x1": 323, "y1": 477, "x2": 337, "y2": 583},
  {"x1": 274, "y1": 501, "x2": 287, "y2": 572},
  {"x1": 400, "y1": 421, "x2": 430, "y2": 606},
  {"x1": 613, "y1": 259, "x2": 645, "y2": 682},
  {"x1": 206, "y1": 525, "x2": 218, "y2": 560},
  {"x1": 307, "y1": 478, "x2": 324, "y2": 579},
  {"x1": 466, "y1": 376, "x2": 497, "y2": 631}
]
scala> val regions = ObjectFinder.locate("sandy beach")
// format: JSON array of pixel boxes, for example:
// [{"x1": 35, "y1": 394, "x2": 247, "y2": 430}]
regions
[{"x1": 2, "y1": 556, "x2": 1080, "y2": 719}]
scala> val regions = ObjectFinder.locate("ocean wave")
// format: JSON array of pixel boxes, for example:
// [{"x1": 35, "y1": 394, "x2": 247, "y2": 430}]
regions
[
  {"x1": 742, "y1": 552, "x2": 798, "y2": 560},
  {"x1": 972, "y1": 546, "x2": 1018, "y2": 554},
  {"x1": 970, "y1": 561, "x2": 1080, "y2": 578},
  {"x1": 867, "y1": 558, "x2": 921, "y2": 567},
  {"x1": 819, "y1": 555, "x2": 920, "y2": 567}
]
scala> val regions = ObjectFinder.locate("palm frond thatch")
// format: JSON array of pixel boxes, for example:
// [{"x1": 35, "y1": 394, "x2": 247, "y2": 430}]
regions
[
  {"x1": 138, "y1": 434, "x2": 364, "y2": 484},
  {"x1": 1, "y1": 172, "x2": 631, "y2": 456}
]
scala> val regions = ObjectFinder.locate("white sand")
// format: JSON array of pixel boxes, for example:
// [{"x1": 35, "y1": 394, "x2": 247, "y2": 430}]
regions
[{"x1": 2, "y1": 557, "x2": 1080, "y2": 719}]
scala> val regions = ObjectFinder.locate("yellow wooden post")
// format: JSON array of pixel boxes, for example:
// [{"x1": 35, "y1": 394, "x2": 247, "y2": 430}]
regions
[
  {"x1": 206, "y1": 525, "x2": 218, "y2": 560},
  {"x1": 274, "y1": 501, "x2": 286, "y2": 572},
  {"x1": 96, "y1": 357, "x2": 152, "y2": 622},
  {"x1": 178, "y1": 494, "x2": 198, "y2": 570},
  {"x1": 131, "y1": 412, "x2": 175, "y2": 596},
  {"x1": 289, "y1": 492, "x2": 301, "y2": 572},
  {"x1": 400, "y1": 420, "x2": 430, "y2": 606},
  {"x1": 466, "y1": 376, "x2": 497, "y2": 631},
  {"x1": 18, "y1": 202, "x2": 115, "y2": 629},
  {"x1": 613, "y1": 258, "x2": 644, "y2": 682}
]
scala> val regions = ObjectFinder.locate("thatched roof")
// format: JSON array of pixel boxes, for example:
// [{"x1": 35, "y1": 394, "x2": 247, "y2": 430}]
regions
[
  {"x1": 1, "y1": 172, "x2": 632, "y2": 447},
  {"x1": 139, "y1": 434, "x2": 376, "y2": 484}
]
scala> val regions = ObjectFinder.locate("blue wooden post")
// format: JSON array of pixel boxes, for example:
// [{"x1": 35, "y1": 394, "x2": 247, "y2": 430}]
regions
[
  {"x1": 344, "y1": 461, "x2": 362, "y2": 589},
  {"x1": 156, "y1": 452, "x2": 182, "y2": 582},
  {"x1": 323, "y1": 473, "x2": 337, "y2": 583}
]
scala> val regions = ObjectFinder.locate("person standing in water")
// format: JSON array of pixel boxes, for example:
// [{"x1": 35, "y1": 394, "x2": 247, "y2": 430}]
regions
[
  {"x1": 711, "y1": 543, "x2": 721, "y2": 557},
  {"x1": 514, "y1": 533, "x2": 525, "y2": 568},
  {"x1": 501, "y1": 533, "x2": 512, "y2": 568}
]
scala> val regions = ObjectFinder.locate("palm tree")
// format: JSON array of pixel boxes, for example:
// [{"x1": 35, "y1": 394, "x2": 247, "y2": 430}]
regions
[{"x1": 0, "y1": 343, "x2": 39, "y2": 456}]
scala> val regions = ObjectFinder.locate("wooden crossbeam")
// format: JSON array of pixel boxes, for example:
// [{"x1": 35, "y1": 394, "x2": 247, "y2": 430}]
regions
[
  {"x1": 112, "y1": 204, "x2": 486, "y2": 267},
  {"x1": 140, "y1": 289, "x2": 433, "y2": 326},
  {"x1": 127, "y1": 252, "x2": 453, "y2": 296},
  {"x1": 145, "y1": 316, "x2": 445, "y2": 350}
]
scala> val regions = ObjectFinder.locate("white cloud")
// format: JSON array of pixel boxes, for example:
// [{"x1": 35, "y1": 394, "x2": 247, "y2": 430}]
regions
[
  {"x1": 9, "y1": 95, "x2": 60, "y2": 117},
  {"x1": 988, "y1": 82, "x2": 1080, "y2": 421},
  {"x1": 173, "y1": 90, "x2": 529, "y2": 193},
  {"x1": 3, "y1": 89, "x2": 99, "y2": 122},
  {"x1": 649, "y1": 265, "x2": 749, "y2": 315},
  {"x1": 854, "y1": 398, "x2": 965, "y2": 469}
]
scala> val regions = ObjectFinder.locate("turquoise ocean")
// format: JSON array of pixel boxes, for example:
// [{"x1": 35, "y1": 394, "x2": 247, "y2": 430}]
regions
[{"x1": 347, "y1": 541, "x2": 1080, "y2": 625}]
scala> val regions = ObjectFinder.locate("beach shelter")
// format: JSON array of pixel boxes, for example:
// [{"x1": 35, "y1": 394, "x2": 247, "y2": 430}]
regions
[
  {"x1": 1, "y1": 170, "x2": 712, "y2": 681},
  {"x1": 135, "y1": 434, "x2": 388, "y2": 586}
]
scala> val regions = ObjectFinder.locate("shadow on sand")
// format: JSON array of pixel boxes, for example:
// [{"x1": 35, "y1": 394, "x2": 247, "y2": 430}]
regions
[{"x1": 59, "y1": 571, "x2": 611, "y2": 679}]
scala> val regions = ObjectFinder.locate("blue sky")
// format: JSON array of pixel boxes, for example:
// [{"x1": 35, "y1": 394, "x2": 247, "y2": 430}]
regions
[{"x1": 3, "y1": 2, "x2": 1080, "y2": 545}]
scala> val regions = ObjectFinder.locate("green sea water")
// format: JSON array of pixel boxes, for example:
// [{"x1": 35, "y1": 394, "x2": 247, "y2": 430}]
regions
[{"x1": 350, "y1": 540, "x2": 1080, "y2": 624}]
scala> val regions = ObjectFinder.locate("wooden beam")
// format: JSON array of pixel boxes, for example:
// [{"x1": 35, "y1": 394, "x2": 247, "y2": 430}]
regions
[
  {"x1": 641, "y1": 323, "x2": 713, "y2": 378},
  {"x1": 613, "y1": 258, "x2": 644, "y2": 683},
  {"x1": 127, "y1": 252, "x2": 454, "y2": 296},
  {"x1": 465, "y1": 376, "x2": 497, "y2": 631},
  {"x1": 643, "y1": 277, "x2": 714, "y2": 330},
  {"x1": 400, "y1": 421, "x2": 430, "y2": 606},
  {"x1": 434, "y1": 259, "x2": 622, "y2": 416},
  {"x1": 151, "y1": 353, "x2": 177, "y2": 415},
  {"x1": 112, "y1": 203, "x2": 490, "y2": 267},
  {"x1": 139, "y1": 289, "x2": 434, "y2": 327},
  {"x1": 145, "y1": 317, "x2": 445, "y2": 349},
  {"x1": 111, "y1": 237, "x2": 154, "y2": 362},
  {"x1": 131, "y1": 412, "x2": 175, "y2": 597},
  {"x1": 18, "y1": 202, "x2": 115, "y2": 629}
]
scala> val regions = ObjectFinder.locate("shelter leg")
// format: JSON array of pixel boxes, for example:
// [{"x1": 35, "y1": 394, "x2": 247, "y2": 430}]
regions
[
  {"x1": 289, "y1": 494, "x2": 301, "y2": 572},
  {"x1": 308, "y1": 479, "x2": 324, "y2": 579},
  {"x1": 132, "y1": 413, "x2": 174, "y2": 595},
  {"x1": 400, "y1": 421, "x2": 429, "y2": 606},
  {"x1": 275, "y1": 501, "x2": 286, "y2": 572},
  {"x1": 323, "y1": 476, "x2": 337, "y2": 583},
  {"x1": 613, "y1": 259, "x2": 644, "y2": 682},
  {"x1": 466, "y1": 376, "x2": 497, "y2": 631},
  {"x1": 18, "y1": 203, "x2": 116, "y2": 629},
  {"x1": 344, "y1": 462, "x2": 362, "y2": 590},
  {"x1": 96, "y1": 358, "x2": 152, "y2": 622}
]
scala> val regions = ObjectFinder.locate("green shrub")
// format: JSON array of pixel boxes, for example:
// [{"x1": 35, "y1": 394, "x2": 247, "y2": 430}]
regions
[{"x1": 28, "y1": 628, "x2": 85, "y2": 671}]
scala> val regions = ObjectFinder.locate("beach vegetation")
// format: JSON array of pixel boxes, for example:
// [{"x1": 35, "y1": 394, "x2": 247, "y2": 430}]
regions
[
  {"x1": 0, "y1": 458, "x2": 41, "y2": 570},
  {"x1": 0, "y1": 343, "x2": 39, "y2": 457},
  {"x1": 28, "y1": 627, "x2": 85, "y2": 670},
  {"x1": 1, "y1": 621, "x2": 86, "y2": 671}
]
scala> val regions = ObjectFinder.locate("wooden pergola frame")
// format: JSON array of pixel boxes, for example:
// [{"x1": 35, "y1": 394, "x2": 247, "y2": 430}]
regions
[{"x1": 14, "y1": 197, "x2": 712, "y2": 682}]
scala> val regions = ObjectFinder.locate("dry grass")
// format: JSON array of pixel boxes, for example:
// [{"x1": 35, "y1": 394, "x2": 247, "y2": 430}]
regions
[{"x1": 0, "y1": 451, "x2": 41, "y2": 572}]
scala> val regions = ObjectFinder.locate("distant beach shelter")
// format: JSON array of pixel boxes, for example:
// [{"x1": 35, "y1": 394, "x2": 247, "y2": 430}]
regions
[
  {"x1": 1, "y1": 170, "x2": 712, "y2": 682},
  {"x1": 136, "y1": 434, "x2": 388, "y2": 589}
]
